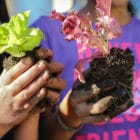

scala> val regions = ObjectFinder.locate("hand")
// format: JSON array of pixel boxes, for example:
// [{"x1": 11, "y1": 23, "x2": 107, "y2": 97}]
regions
[
  {"x1": 59, "y1": 78, "x2": 133, "y2": 128},
  {"x1": 10, "y1": 48, "x2": 66, "y2": 140},
  {"x1": 0, "y1": 57, "x2": 49, "y2": 137},
  {"x1": 35, "y1": 48, "x2": 66, "y2": 113}
]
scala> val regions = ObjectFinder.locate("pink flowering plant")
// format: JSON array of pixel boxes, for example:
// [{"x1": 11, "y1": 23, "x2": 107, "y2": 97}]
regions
[
  {"x1": 50, "y1": 0, "x2": 121, "y2": 56},
  {"x1": 50, "y1": 0, "x2": 122, "y2": 82}
]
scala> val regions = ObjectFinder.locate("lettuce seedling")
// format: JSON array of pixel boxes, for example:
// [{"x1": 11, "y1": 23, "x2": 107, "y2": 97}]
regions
[{"x1": 0, "y1": 11, "x2": 44, "y2": 57}]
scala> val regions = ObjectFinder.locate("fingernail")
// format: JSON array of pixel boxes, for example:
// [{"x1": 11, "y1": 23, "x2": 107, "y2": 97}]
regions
[
  {"x1": 42, "y1": 70, "x2": 49, "y2": 80},
  {"x1": 91, "y1": 84, "x2": 101, "y2": 95},
  {"x1": 36, "y1": 49, "x2": 45, "y2": 57},
  {"x1": 22, "y1": 57, "x2": 33, "y2": 65},
  {"x1": 37, "y1": 88, "x2": 46, "y2": 98},
  {"x1": 36, "y1": 48, "x2": 53, "y2": 60},
  {"x1": 37, "y1": 60, "x2": 47, "y2": 70}
]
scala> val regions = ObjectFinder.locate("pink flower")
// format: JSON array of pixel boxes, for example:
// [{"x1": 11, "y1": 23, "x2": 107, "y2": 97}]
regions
[
  {"x1": 96, "y1": 0, "x2": 112, "y2": 16},
  {"x1": 50, "y1": 10, "x2": 65, "y2": 21},
  {"x1": 61, "y1": 11, "x2": 82, "y2": 40},
  {"x1": 49, "y1": 0, "x2": 121, "y2": 54},
  {"x1": 49, "y1": 0, "x2": 122, "y2": 82},
  {"x1": 95, "y1": 0, "x2": 121, "y2": 40},
  {"x1": 50, "y1": 10, "x2": 95, "y2": 47},
  {"x1": 96, "y1": 16, "x2": 122, "y2": 39}
]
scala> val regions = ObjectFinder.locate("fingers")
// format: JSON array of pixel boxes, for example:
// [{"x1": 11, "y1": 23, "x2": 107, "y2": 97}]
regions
[
  {"x1": 0, "y1": 57, "x2": 33, "y2": 86},
  {"x1": 12, "y1": 87, "x2": 46, "y2": 111},
  {"x1": 30, "y1": 105, "x2": 46, "y2": 115},
  {"x1": 73, "y1": 96, "x2": 113, "y2": 117},
  {"x1": 47, "y1": 89, "x2": 60, "y2": 104},
  {"x1": 35, "y1": 48, "x2": 54, "y2": 61},
  {"x1": 7, "y1": 60, "x2": 48, "y2": 95},
  {"x1": 35, "y1": 48, "x2": 64, "y2": 74},
  {"x1": 48, "y1": 62, "x2": 64, "y2": 74},
  {"x1": 89, "y1": 96, "x2": 113, "y2": 114},
  {"x1": 14, "y1": 70, "x2": 49, "y2": 106},
  {"x1": 38, "y1": 90, "x2": 61, "y2": 108},
  {"x1": 71, "y1": 79, "x2": 116, "y2": 103},
  {"x1": 24, "y1": 88, "x2": 47, "y2": 111},
  {"x1": 74, "y1": 102, "x2": 93, "y2": 117},
  {"x1": 45, "y1": 77, "x2": 66, "y2": 90},
  {"x1": 70, "y1": 89, "x2": 95, "y2": 105}
]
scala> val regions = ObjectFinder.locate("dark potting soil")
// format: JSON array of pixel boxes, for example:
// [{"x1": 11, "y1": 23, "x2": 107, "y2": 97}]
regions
[{"x1": 72, "y1": 48, "x2": 135, "y2": 118}]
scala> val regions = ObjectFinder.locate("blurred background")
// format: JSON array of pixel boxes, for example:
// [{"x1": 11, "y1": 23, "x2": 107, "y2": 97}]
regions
[{"x1": 0, "y1": 0, "x2": 140, "y2": 25}]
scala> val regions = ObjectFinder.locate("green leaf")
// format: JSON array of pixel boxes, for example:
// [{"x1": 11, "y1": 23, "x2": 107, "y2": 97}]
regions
[
  {"x1": 9, "y1": 10, "x2": 30, "y2": 34},
  {"x1": 0, "y1": 45, "x2": 10, "y2": 53},
  {"x1": 0, "y1": 26, "x2": 9, "y2": 46},
  {"x1": 6, "y1": 47, "x2": 25, "y2": 57},
  {"x1": 0, "y1": 10, "x2": 44, "y2": 57},
  {"x1": 22, "y1": 28, "x2": 44, "y2": 50}
]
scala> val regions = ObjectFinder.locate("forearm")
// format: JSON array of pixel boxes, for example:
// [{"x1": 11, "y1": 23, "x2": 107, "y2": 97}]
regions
[
  {"x1": 0, "y1": 124, "x2": 12, "y2": 139},
  {"x1": 40, "y1": 112, "x2": 76, "y2": 140},
  {"x1": 14, "y1": 114, "x2": 39, "y2": 140},
  {"x1": 50, "y1": 120, "x2": 76, "y2": 140}
]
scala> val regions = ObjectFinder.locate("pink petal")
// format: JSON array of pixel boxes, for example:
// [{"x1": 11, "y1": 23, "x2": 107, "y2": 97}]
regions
[
  {"x1": 50, "y1": 10, "x2": 65, "y2": 21},
  {"x1": 96, "y1": 0, "x2": 112, "y2": 16},
  {"x1": 96, "y1": 16, "x2": 122, "y2": 39}
]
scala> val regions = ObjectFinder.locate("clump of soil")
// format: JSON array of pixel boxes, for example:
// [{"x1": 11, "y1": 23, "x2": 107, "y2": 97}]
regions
[{"x1": 73, "y1": 48, "x2": 135, "y2": 118}]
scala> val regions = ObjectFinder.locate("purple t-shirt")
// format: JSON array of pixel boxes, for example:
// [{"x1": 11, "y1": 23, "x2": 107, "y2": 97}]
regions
[{"x1": 32, "y1": 16, "x2": 140, "y2": 140}]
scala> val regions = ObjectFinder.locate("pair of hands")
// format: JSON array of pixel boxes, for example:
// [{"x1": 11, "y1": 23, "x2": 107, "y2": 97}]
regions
[
  {"x1": 0, "y1": 48, "x2": 66, "y2": 138},
  {"x1": 0, "y1": 47, "x2": 133, "y2": 137}
]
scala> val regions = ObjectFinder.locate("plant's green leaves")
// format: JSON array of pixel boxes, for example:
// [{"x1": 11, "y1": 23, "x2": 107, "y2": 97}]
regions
[
  {"x1": 0, "y1": 11, "x2": 44, "y2": 57},
  {"x1": 8, "y1": 10, "x2": 30, "y2": 34},
  {"x1": 22, "y1": 28, "x2": 44, "y2": 50},
  {"x1": 9, "y1": 29, "x2": 19, "y2": 45},
  {"x1": 0, "y1": 26, "x2": 9, "y2": 45},
  {"x1": 0, "y1": 45, "x2": 10, "y2": 53},
  {"x1": 6, "y1": 47, "x2": 25, "y2": 57}
]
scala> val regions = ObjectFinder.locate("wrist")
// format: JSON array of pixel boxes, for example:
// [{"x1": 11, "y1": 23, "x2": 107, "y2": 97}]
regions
[
  {"x1": 14, "y1": 114, "x2": 39, "y2": 140},
  {"x1": 58, "y1": 90, "x2": 82, "y2": 130},
  {"x1": 0, "y1": 124, "x2": 13, "y2": 138},
  {"x1": 55, "y1": 106, "x2": 82, "y2": 132}
]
